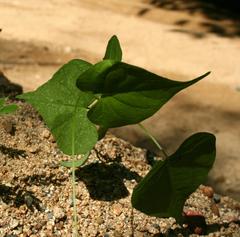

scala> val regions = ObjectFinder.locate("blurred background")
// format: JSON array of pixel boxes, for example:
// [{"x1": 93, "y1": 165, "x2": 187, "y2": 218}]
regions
[{"x1": 0, "y1": 0, "x2": 239, "y2": 200}]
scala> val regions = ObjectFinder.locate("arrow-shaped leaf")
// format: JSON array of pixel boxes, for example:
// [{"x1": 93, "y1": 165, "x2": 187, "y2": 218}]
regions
[
  {"x1": 18, "y1": 59, "x2": 98, "y2": 155},
  {"x1": 77, "y1": 61, "x2": 210, "y2": 128},
  {"x1": 131, "y1": 132, "x2": 216, "y2": 222}
]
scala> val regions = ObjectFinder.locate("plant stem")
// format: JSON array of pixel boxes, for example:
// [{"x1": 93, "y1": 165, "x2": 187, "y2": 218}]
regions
[
  {"x1": 138, "y1": 123, "x2": 168, "y2": 159},
  {"x1": 87, "y1": 99, "x2": 98, "y2": 110},
  {"x1": 71, "y1": 155, "x2": 78, "y2": 237}
]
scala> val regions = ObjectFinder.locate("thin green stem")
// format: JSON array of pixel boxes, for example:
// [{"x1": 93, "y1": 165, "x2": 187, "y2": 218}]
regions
[
  {"x1": 71, "y1": 156, "x2": 78, "y2": 237},
  {"x1": 138, "y1": 123, "x2": 168, "y2": 159}
]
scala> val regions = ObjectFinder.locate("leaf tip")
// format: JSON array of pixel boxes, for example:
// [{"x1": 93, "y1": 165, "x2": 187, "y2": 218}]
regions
[{"x1": 103, "y1": 35, "x2": 122, "y2": 61}]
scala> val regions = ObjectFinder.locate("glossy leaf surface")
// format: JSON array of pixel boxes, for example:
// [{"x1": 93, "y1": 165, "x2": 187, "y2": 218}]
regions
[
  {"x1": 131, "y1": 132, "x2": 216, "y2": 222},
  {"x1": 77, "y1": 61, "x2": 210, "y2": 128},
  {"x1": 18, "y1": 59, "x2": 98, "y2": 155},
  {"x1": 103, "y1": 35, "x2": 122, "y2": 61}
]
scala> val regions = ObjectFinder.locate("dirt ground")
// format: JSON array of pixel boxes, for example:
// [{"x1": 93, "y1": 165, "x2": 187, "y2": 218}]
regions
[{"x1": 0, "y1": 0, "x2": 240, "y2": 201}]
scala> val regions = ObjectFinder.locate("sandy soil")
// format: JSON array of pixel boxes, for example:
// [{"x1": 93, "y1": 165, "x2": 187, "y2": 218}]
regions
[
  {"x1": 0, "y1": 0, "x2": 240, "y2": 201},
  {"x1": 0, "y1": 104, "x2": 239, "y2": 236}
]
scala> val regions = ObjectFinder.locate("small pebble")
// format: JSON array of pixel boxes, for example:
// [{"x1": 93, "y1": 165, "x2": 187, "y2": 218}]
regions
[
  {"x1": 213, "y1": 193, "x2": 221, "y2": 203},
  {"x1": 2, "y1": 120, "x2": 15, "y2": 134},
  {"x1": 96, "y1": 216, "x2": 104, "y2": 225},
  {"x1": 201, "y1": 186, "x2": 214, "y2": 198},
  {"x1": 113, "y1": 230, "x2": 122, "y2": 237},
  {"x1": 10, "y1": 219, "x2": 19, "y2": 229},
  {"x1": 194, "y1": 226, "x2": 203, "y2": 234},
  {"x1": 211, "y1": 203, "x2": 220, "y2": 217},
  {"x1": 184, "y1": 210, "x2": 203, "y2": 216},
  {"x1": 28, "y1": 146, "x2": 39, "y2": 153},
  {"x1": 152, "y1": 223, "x2": 160, "y2": 230},
  {"x1": 112, "y1": 203, "x2": 122, "y2": 216},
  {"x1": 40, "y1": 129, "x2": 50, "y2": 139},
  {"x1": 53, "y1": 207, "x2": 66, "y2": 220},
  {"x1": 135, "y1": 231, "x2": 144, "y2": 237},
  {"x1": 47, "y1": 212, "x2": 54, "y2": 220}
]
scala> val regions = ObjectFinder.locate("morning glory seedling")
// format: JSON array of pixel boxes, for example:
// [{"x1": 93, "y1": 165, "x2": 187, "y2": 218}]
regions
[{"x1": 18, "y1": 35, "x2": 215, "y2": 236}]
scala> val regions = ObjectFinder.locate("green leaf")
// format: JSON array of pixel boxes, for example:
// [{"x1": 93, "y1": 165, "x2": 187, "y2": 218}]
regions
[
  {"x1": 60, "y1": 153, "x2": 90, "y2": 168},
  {"x1": 77, "y1": 61, "x2": 210, "y2": 128},
  {"x1": 0, "y1": 98, "x2": 18, "y2": 115},
  {"x1": 0, "y1": 98, "x2": 5, "y2": 107},
  {"x1": 131, "y1": 132, "x2": 216, "y2": 222},
  {"x1": 0, "y1": 104, "x2": 18, "y2": 115},
  {"x1": 103, "y1": 35, "x2": 122, "y2": 61},
  {"x1": 18, "y1": 59, "x2": 98, "y2": 155}
]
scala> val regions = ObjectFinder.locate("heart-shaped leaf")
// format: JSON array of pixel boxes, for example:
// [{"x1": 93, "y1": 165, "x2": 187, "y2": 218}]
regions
[
  {"x1": 103, "y1": 35, "x2": 122, "y2": 61},
  {"x1": 18, "y1": 59, "x2": 98, "y2": 155},
  {"x1": 77, "y1": 61, "x2": 210, "y2": 128},
  {"x1": 131, "y1": 132, "x2": 216, "y2": 222}
]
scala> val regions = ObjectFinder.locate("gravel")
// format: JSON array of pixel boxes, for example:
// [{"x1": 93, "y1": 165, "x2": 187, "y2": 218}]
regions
[{"x1": 0, "y1": 102, "x2": 239, "y2": 236}]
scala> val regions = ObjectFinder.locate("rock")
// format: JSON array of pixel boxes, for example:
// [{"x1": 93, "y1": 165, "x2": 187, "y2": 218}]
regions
[
  {"x1": 53, "y1": 207, "x2": 66, "y2": 220},
  {"x1": 10, "y1": 219, "x2": 19, "y2": 229},
  {"x1": 28, "y1": 145, "x2": 39, "y2": 153},
  {"x1": 40, "y1": 129, "x2": 50, "y2": 139},
  {"x1": 112, "y1": 203, "x2": 122, "y2": 216},
  {"x1": 113, "y1": 230, "x2": 122, "y2": 237},
  {"x1": 96, "y1": 216, "x2": 104, "y2": 225},
  {"x1": 135, "y1": 231, "x2": 144, "y2": 237},
  {"x1": 213, "y1": 193, "x2": 221, "y2": 203},
  {"x1": 194, "y1": 226, "x2": 203, "y2": 235},
  {"x1": 201, "y1": 186, "x2": 214, "y2": 198},
  {"x1": 211, "y1": 203, "x2": 220, "y2": 217},
  {"x1": 2, "y1": 120, "x2": 15, "y2": 135}
]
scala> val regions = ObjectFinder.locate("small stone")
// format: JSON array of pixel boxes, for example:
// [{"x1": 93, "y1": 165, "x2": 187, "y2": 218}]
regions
[
  {"x1": 46, "y1": 222, "x2": 53, "y2": 231},
  {"x1": 184, "y1": 210, "x2": 203, "y2": 216},
  {"x1": 45, "y1": 230, "x2": 53, "y2": 237},
  {"x1": 28, "y1": 146, "x2": 39, "y2": 153},
  {"x1": 53, "y1": 207, "x2": 66, "y2": 220},
  {"x1": 2, "y1": 120, "x2": 15, "y2": 134},
  {"x1": 213, "y1": 193, "x2": 221, "y2": 203},
  {"x1": 135, "y1": 231, "x2": 144, "y2": 237},
  {"x1": 201, "y1": 186, "x2": 214, "y2": 198},
  {"x1": 40, "y1": 129, "x2": 50, "y2": 139},
  {"x1": 112, "y1": 203, "x2": 122, "y2": 216},
  {"x1": 25, "y1": 229, "x2": 32, "y2": 236},
  {"x1": 35, "y1": 222, "x2": 43, "y2": 230},
  {"x1": 113, "y1": 230, "x2": 122, "y2": 237},
  {"x1": 194, "y1": 227, "x2": 203, "y2": 235},
  {"x1": 152, "y1": 223, "x2": 160, "y2": 230},
  {"x1": 55, "y1": 221, "x2": 64, "y2": 229},
  {"x1": 10, "y1": 219, "x2": 19, "y2": 229},
  {"x1": 96, "y1": 216, "x2": 104, "y2": 225},
  {"x1": 211, "y1": 203, "x2": 220, "y2": 217},
  {"x1": 47, "y1": 212, "x2": 54, "y2": 220}
]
